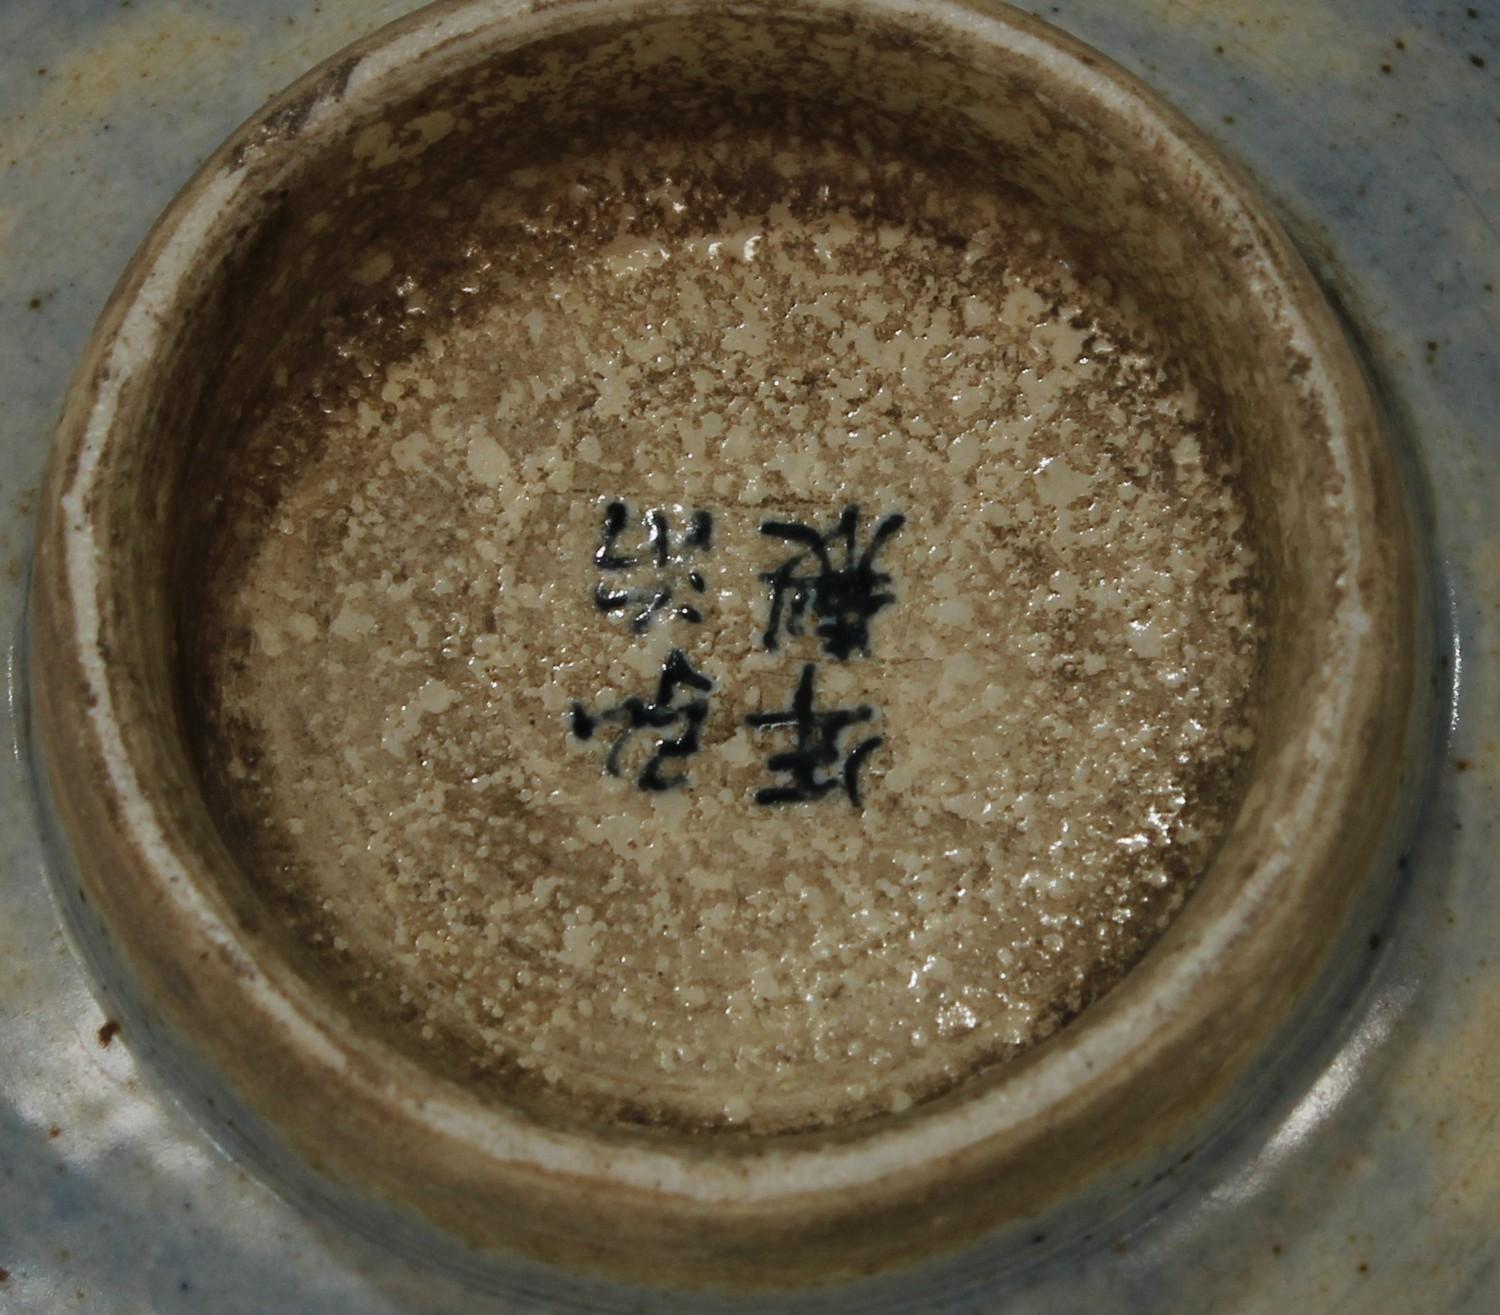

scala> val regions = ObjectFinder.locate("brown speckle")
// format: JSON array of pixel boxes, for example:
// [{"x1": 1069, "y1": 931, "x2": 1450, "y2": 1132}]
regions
[
  {"x1": 47, "y1": 1124, "x2": 61, "y2": 1139},
  {"x1": 1456, "y1": 758, "x2": 1472, "y2": 771},
  {"x1": 1380, "y1": 63, "x2": 1393, "y2": 74},
  {"x1": 1473, "y1": 54, "x2": 1489, "y2": 68},
  {"x1": 97, "y1": 1019, "x2": 121, "y2": 1047},
  {"x1": 189, "y1": 112, "x2": 1263, "y2": 1134},
  {"x1": 1358, "y1": 1261, "x2": 1370, "y2": 1274},
  {"x1": 0, "y1": 1267, "x2": 9, "y2": 1282}
]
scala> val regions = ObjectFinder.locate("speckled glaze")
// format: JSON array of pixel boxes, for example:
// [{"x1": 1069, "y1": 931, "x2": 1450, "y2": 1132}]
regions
[
  {"x1": 1, "y1": 1, "x2": 1496, "y2": 1313},
  {"x1": 22, "y1": 0, "x2": 1418, "y2": 1292}
]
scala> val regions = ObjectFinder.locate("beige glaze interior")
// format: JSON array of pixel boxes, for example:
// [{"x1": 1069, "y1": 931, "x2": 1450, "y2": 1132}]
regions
[
  {"x1": 179, "y1": 39, "x2": 1265, "y2": 1135},
  {"x1": 31, "y1": 0, "x2": 1413, "y2": 1287}
]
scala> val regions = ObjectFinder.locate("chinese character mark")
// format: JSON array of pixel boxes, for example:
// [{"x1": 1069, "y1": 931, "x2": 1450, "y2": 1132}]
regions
[
  {"x1": 745, "y1": 662, "x2": 883, "y2": 808},
  {"x1": 759, "y1": 506, "x2": 905, "y2": 660},
  {"x1": 570, "y1": 650, "x2": 713, "y2": 791},
  {"x1": 594, "y1": 500, "x2": 713, "y2": 633}
]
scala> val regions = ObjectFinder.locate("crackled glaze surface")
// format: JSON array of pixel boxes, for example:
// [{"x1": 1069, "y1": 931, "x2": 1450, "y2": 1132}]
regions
[{"x1": 0, "y1": 1, "x2": 1497, "y2": 1312}]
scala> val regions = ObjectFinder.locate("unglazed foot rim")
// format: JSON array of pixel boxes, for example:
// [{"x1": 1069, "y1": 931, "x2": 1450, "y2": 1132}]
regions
[{"x1": 29, "y1": 0, "x2": 1415, "y2": 1288}]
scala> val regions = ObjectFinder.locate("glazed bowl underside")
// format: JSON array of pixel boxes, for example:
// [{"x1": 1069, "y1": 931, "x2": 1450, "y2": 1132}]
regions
[{"x1": 32, "y1": 0, "x2": 1410, "y2": 1285}]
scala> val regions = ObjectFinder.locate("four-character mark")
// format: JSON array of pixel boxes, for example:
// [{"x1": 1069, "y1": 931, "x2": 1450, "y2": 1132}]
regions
[{"x1": 573, "y1": 498, "x2": 903, "y2": 807}]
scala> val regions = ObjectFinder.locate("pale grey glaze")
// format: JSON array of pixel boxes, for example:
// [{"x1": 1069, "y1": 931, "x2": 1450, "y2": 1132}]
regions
[{"x1": 0, "y1": 0, "x2": 1496, "y2": 1311}]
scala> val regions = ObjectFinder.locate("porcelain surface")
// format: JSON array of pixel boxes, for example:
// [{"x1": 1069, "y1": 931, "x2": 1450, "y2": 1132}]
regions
[{"x1": 0, "y1": 0, "x2": 1496, "y2": 1311}]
